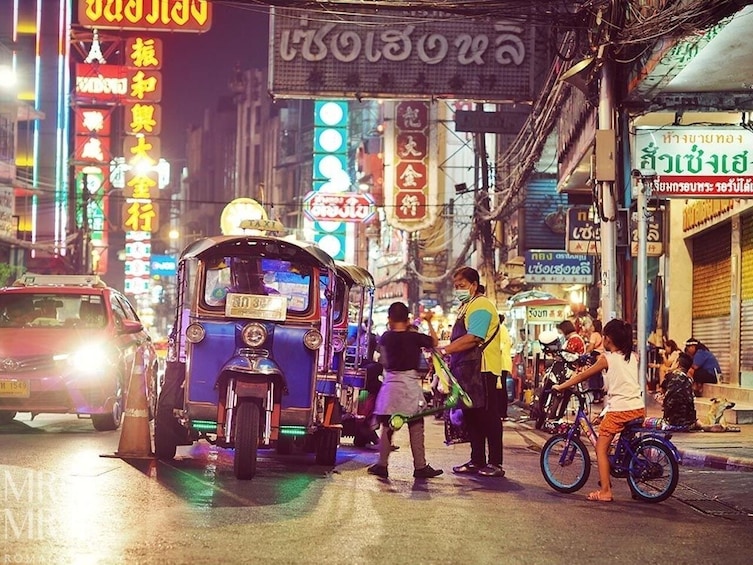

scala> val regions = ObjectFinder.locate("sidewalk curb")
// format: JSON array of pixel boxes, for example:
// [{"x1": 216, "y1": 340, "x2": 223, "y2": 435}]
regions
[
  {"x1": 508, "y1": 410, "x2": 753, "y2": 473},
  {"x1": 678, "y1": 448, "x2": 753, "y2": 473}
]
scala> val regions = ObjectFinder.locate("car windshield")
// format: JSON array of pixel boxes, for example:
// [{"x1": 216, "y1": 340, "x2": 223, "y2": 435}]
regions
[{"x1": 0, "y1": 293, "x2": 106, "y2": 328}]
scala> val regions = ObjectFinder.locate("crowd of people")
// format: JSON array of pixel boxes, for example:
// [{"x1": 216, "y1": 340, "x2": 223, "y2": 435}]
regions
[{"x1": 357, "y1": 264, "x2": 723, "y2": 498}]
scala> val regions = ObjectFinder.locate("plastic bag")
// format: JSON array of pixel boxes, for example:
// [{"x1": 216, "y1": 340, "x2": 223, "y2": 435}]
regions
[{"x1": 444, "y1": 407, "x2": 471, "y2": 445}]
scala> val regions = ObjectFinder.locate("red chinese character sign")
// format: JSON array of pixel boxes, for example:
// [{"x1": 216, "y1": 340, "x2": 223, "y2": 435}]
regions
[
  {"x1": 383, "y1": 101, "x2": 437, "y2": 232},
  {"x1": 394, "y1": 191, "x2": 427, "y2": 221}
]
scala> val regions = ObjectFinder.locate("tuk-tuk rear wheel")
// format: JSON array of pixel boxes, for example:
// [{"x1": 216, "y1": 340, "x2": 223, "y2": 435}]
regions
[
  {"x1": 276, "y1": 435, "x2": 295, "y2": 455},
  {"x1": 315, "y1": 428, "x2": 340, "y2": 466},
  {"x1": 234, "y1": 400, "x2": 260, "y2": 480}
]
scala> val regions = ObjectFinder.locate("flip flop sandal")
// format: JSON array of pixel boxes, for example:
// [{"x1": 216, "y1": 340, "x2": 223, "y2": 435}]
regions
[{"x1": 586, "y1": 491, "x2": 613, "y2": 502}]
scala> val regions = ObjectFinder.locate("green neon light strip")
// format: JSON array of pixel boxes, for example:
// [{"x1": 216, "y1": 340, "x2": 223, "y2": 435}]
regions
[
  {"x1": 279, "y1": 426, "x2": 307, "y2": 436},
  {"x1": 191, "y1": 420, "x2": 217, "y2": 431}
]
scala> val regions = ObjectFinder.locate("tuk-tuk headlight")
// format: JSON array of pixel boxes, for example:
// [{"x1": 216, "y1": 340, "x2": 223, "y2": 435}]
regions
[
  {"x1": 241, "y1": 323, "x2": 267, "y2": 347},
  {"x1": 303, "y1": 329, "x2": 323, "y2": 350},
  {"x1": 331, "y1": 334, "x2": 345, "y2": 353},
  {"x1": 185, "y1": 323, "x2": 206, "y2": 343}
]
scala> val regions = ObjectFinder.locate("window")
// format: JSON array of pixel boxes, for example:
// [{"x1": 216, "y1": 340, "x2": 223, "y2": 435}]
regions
[
  {"x1": 0, "y1": 293, "x2": 105, "y2": 328},
  {"x1": 202, "y1": 256, "x2": 312, "y2": 314}
]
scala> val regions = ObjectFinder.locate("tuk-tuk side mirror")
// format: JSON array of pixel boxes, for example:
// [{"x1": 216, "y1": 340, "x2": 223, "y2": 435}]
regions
[{"x1": 120, "y1": 319, "x2": 144, "y2": 335}]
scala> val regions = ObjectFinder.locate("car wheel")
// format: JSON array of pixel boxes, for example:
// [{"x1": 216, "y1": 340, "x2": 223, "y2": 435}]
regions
[
  {"x1": 0, "y1": 411, "x2": 17, "y2": 425},
  {"x1": 92, "y1": 399, "x2": 122, "y2": 431}
]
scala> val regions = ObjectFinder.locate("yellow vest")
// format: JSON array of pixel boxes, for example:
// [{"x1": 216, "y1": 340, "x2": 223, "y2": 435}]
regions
[{"x1": 466, "y1": 296, "x2": 502, "y2": 375}]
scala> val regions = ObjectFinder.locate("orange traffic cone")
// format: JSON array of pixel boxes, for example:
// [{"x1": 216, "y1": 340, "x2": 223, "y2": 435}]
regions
[{"x1": 103, "y1": 349, "x2": 154, "y2": 459}]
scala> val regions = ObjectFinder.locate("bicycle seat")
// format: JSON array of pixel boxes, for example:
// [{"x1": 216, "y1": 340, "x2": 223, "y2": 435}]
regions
[{"x1": 624, "y1": 417, "x2": 645, "y2": 429}]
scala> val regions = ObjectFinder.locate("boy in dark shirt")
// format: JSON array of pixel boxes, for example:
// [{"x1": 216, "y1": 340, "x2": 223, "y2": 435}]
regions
[
  {"x1": 660, "y1": 352, "x2": 698, "y2": 430},
  {"x1": 368, "y1": 301, "x2": 442, "y2": 479}
]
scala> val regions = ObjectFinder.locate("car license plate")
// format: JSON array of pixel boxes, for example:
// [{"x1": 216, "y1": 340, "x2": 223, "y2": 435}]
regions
[{"x1": 0, "y1": 379, "x2": 30, "y2": 398}]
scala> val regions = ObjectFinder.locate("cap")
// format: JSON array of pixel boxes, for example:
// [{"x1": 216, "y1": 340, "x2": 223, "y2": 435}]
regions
[{"x1": 685, "y1": 337, "x2": 700, "y2": 347}]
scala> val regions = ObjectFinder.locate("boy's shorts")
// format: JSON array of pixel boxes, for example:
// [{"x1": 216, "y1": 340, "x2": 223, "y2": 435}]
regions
[{"x1": 599, "y1": 408, "x2": 646, "y2": 436}]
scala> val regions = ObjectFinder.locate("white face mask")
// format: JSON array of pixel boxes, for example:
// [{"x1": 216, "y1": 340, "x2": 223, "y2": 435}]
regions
[{"x1": 454, "y1": 289, "x2": 472, "y2": 303}]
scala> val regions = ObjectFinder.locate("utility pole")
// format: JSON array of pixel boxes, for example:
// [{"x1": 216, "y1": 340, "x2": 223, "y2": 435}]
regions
[
  {"x1": 407, "y1": 232, "x2": 421, "y2": 318},
  {"x1": 80, "y1": 173, "x2": 91, "y2": 274},
  {"x1": 475, "y1": 130, "x2": 497, "y2": 308},
  {"x1": 634, "y1": 169, "x2": 656, "y2": 398},
  {"x1": 596, "y1": 58, "x2": 618, "y2": 322}
]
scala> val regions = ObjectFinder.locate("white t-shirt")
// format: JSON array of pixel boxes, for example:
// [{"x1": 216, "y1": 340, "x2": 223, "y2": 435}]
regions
[{"x1": 602, "y1": 350, "x2": 644, "y2": 412}]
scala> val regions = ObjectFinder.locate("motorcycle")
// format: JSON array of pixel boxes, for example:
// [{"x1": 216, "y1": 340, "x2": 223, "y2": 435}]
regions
[{"x1": 530, "y1": 330, "x2": 595, "y2": 430}]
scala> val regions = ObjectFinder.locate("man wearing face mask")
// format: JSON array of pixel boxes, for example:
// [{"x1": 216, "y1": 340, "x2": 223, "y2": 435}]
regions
[{"x1": 438, "y1": 267, "x2": 504, "y2": 477}]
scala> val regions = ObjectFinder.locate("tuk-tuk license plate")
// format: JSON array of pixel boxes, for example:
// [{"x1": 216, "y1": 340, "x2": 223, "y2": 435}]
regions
[
  {"x1": 225, "y1": 293, "x2": 288, "y2": 321},
  {"x1": 0, "y1": 379, "x2": 30, "y2": 398}
]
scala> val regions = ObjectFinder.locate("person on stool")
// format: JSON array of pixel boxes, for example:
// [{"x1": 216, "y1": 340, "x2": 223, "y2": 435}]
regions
[{"x1": 684, "y1": 337, "x2": 721, "y2": 397}]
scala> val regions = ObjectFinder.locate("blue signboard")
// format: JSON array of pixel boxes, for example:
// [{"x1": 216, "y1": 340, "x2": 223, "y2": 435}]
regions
[
  {"x1": 150, "y1": 254, "x2": 177, "y2": 277},
  {"x1": 524, "y1": 250, "x2": 593, "y2": 284}
]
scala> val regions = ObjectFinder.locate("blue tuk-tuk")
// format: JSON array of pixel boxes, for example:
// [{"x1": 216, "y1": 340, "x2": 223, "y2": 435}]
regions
[
  {"x1": 332, "y1": 262, "x2": 377, "y2": 446},
  {"x1": 154, "y1": 233, "x2": 342, "y2": 479}
]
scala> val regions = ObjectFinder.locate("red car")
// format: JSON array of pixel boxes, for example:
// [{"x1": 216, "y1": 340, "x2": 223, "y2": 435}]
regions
[{"x1": 0, "y1": 274, "x2": 158, "y2": 430}]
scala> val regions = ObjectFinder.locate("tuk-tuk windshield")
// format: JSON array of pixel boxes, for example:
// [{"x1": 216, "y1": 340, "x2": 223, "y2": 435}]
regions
[{"x1": 203, "y1": 256, "x2": 313, "y2": 313}]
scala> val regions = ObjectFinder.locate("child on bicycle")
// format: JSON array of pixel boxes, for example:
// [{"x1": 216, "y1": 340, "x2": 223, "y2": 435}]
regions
[{"x1": 553, "y1": 318, "x2": 644, "y2": 502}]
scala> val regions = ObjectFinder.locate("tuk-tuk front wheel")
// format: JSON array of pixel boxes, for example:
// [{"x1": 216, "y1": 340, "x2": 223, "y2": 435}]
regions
[
  {"x1": 234, "y1": 400, "x2": 260, "y2": 480},
  {"x1": 154, "y1": 405, "x2": 180, "y2": 460}
]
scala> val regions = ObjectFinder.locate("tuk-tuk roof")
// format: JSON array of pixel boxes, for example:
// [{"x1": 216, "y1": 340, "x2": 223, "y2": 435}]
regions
[
  {"x1": 180, "y1": 235, "x2": 336, "y2": 271},
  {"x1": 335, "y1": 261, "x2": 375, "y2": 288}
]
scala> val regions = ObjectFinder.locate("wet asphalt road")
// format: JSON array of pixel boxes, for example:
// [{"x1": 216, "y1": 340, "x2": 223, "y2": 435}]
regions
[{"x1": 1, "y1": 412, "x2": 752, "y2": 565}]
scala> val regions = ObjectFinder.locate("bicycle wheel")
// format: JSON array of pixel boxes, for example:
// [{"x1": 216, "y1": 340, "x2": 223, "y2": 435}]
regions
[
  {"x1": 540, "y1": 434, "x2": 591, "y2": 493},
  {"x1": 627, "y1": 437, "x2": 679, "y2": 503}
]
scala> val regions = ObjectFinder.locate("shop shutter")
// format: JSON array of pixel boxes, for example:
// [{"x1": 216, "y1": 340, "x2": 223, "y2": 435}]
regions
[
  {"x1": 691, "y1": 223, "x2": 731, "y2": 378},
  {"x1": 691, "y1": 317, "x2": 730, "y2": 379},
  {"x1": 740, "y1": 214, "x2": 753, "y2": 372}
]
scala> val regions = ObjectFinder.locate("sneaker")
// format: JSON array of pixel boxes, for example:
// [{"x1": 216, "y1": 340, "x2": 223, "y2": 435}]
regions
[
  {"x1": 367, "y1": 464, "x2": 389, "y2": 478},
  {"x1": 477, "y1": 464, "x2": 506, "y2": 478},
  {"x1": 413, "y1": 465, "x2": 444, "y2": 479},
  {"x1": 452, "y1": 461, "x2": 482, "y2": 474}
]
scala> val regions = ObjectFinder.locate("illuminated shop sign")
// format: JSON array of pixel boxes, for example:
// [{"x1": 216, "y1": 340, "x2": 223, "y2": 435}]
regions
[
  {"x1": 78, "y1": 0, "x2": 212, "y2": 33},
  {"x1": 75, "y1": 64, "x2": 128, "y2": 101},
  {"x1": 270, "y1": 8, "x2": 534, "y2": 100},
  {"x1": 309, "y1": 100, "x2": 349, "y2": 261},
  {"x1": 303, "y1": 192, "x2": 376, "y2": 222},
  {"x1": 75, "y1": 64, "x2": 162, "y2": 103},
  {"x1": 635, "y1": 127, "x2": 753, "y2": 197},
  {"x1": 524, "y1": 250, "x2": 594, "y2": 284},
  {"x1": 123, "y1": 201, "x2": 159, "y2": 233},
  {"x1": 125, "y1": 37, "x2": 163, "y2": 69}
]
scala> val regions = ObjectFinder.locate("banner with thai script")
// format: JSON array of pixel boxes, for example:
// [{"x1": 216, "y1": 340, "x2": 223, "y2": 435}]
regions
[
  {"x1": 303, "y1": 192, "x2": 375, "y2": 222},
  {"x1": 635, "y1": 127, "x2": 753, "y2": 197},
  {"x1": 269, "y1": 8, "x2": 534, "y2": 100},
  {"x1": 524, "y1": 250, "x2": 593, "y2": 284},
  {"x1": 78, "y1": 0, "x2": 212, "y2": 33}
]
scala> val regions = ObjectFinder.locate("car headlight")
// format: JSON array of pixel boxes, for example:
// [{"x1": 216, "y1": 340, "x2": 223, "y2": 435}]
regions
[
  {"x1": 58, "y1": 344, "x2": 114, "y2": 373},
  {"x1": 303, "y1": 329, "x2": 323, "y2": 350},
  {"x1": 185, "y1": 323, "x2": 206, "y2": 343},
  {"x1": 241, "y1": 323, "x2": 267, "y2": 347}
]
